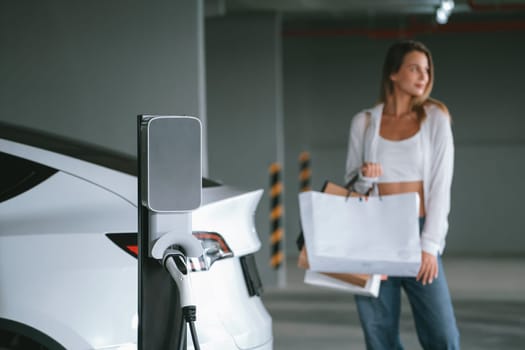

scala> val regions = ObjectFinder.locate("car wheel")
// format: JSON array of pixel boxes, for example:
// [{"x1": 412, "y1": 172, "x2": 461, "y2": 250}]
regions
[
  {"x1": 0, "y1": 331, "x2": 47, "y2": 349},
  {"x1": 0, "y1": 329, "x2": 50, "y2": 350},
  {"x1": 0, "y1": 328, "x2": 57, "y2": 350}
]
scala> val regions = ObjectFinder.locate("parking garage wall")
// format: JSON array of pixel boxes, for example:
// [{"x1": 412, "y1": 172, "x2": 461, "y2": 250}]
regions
[
  {"x1": 0, "y1": 0, "x2": 206, "y2": 171},
  {"x1": 206, "y1": 14, "x2": 284, "y2": 286}
]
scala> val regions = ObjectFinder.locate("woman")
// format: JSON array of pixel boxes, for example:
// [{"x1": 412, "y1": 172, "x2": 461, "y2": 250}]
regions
[{"x1": 345, "y1": 40, "x2": 460, "y2": 349}]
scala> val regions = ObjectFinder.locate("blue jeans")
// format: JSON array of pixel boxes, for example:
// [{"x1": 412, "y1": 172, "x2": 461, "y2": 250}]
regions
[{"x1": 354, "y1": 219, "x2": 460, "y2": 350}]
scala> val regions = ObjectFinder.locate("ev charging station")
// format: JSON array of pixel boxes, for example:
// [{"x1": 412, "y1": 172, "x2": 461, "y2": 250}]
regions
[{"x1": 137, "y1": 116, "x2": 203, "y2": 349}]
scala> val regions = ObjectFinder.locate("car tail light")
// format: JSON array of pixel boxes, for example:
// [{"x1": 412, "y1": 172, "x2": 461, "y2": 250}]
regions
[
  {"x1": 106, "y1": 232, "x2": 233, "y2": 272},
  {"x1": 105, "y1": 232, "x2": 137, "y2": 258}
]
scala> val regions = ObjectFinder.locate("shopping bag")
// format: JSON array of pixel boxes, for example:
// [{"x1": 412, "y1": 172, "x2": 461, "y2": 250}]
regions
[
  {"x1": 297, "y1": 182, "x2": 369, "y2": 285},
  {"x1": 297, "y1": 181, "x2": 381, "y2": 296},
  {"x1": 304, "y1": 270, "x2": 382, "y2": 297},
  {"x1": 299, "y1": 190, "x2": 421, "y2": 276}
]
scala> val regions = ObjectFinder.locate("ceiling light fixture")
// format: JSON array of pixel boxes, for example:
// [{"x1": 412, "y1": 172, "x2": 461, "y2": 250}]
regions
[
  {"x1": 436, "y1": 0, "x2": 455, "y2": 24},
  {"x1": 442, "y1": 0, "x2": 455, "y2": 12}
]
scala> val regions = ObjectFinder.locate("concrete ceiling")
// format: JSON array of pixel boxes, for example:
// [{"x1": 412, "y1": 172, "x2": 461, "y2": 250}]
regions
[
  {"x1": 206, "y1": 0, "x2": 525, "y2": 19},
  {"x1": 226, "y1": 0, "x2": 465, "y2": 15}
]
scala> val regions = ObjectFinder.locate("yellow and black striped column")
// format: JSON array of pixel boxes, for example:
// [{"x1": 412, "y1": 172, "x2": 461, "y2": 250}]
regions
[
  {"x1": 299, "y1": 151, "x2": 311, "y2": 192},
  {"x1": 269, "y1": 163, "x2": 284, "y2": 269}
]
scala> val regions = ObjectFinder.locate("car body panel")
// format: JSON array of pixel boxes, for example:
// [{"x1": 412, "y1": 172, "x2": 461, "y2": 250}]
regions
[
  {"x1": 0, "y1": 233, "x2": 137, "y2": 349},
  {"x1": 0, "y1": 138, "x2": 136, "y2": 206},
  {"x1": 189, "y1": 259, "x2": 272, "y2": 350},
  {"x1": 0, "y1": 171, "x2": 136, "y2": 236},
  {"x1": 0, "y1": 169, "x2": 137, "y2": 349},
  {"x1": 192, "y1": 190, "x2": 263, "y2": 256}
]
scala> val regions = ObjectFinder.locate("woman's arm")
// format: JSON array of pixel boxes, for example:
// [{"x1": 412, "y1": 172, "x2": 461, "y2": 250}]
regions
[{"x1": 421, "y1": 110, "x2": 455, "y2": 256}]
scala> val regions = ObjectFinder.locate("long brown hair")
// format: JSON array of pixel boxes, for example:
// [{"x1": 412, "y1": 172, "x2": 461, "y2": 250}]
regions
[{"x1": 379, "y1": 40, "x2": 449, "y2": 120}]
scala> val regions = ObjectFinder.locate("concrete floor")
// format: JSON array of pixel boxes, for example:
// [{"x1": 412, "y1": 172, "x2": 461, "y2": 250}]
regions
[{"x1": 263, "y1": 257, "x2": 525, "y2": 350}]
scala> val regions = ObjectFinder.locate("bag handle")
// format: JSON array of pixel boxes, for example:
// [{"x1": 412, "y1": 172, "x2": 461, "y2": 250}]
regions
[
  {"x1": 344, "y1": 174, "x2": 375, "y2": 200},
  {"x1": 344, "y1": 111, "x2": 375, "y2": 199}
]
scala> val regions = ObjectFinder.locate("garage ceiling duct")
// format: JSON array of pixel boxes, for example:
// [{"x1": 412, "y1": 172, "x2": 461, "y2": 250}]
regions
[{"x1": 220, "y1": 0, "x2": 525, "y2": 17}]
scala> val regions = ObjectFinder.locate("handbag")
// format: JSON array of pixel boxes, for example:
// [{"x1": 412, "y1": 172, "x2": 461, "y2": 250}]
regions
[{"x1": 299, "y1": 181, "x2": 421, "y2": 277}]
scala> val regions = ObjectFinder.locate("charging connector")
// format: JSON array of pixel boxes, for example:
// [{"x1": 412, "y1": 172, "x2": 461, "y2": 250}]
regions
[{"x1": 163, "y1": 247, "x2": 201, "y2": 350}]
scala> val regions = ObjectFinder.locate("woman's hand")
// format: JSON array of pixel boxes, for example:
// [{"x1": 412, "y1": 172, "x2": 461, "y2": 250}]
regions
[
  {"x1": 416, "y1": 251, "x2": 438, "y2": 285},
  {"x1": 361, "y1": 162, "x2": 383, "y2": 178}
]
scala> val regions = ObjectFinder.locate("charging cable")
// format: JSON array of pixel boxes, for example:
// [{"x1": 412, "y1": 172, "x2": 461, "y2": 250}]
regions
[{"x1": 163, "y1": 247, "x2": 201, "y2": 350}]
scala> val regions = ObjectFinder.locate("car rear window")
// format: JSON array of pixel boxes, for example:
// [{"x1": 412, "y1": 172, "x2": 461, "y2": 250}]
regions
[{"x1": 0, "y1": 151, "x2": 58, "y2": 203}]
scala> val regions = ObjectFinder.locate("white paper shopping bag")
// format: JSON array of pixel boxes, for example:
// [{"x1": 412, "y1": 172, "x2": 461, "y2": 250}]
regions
[{"x1": 299, "y1": 191, "x2": 421, "y2": 276}]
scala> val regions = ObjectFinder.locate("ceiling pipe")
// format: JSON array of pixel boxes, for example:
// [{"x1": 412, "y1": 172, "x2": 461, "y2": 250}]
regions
[
  {"x1": 468, "y1": 0, "x2": 525, "y2": 11},
  {"x1": 283, "y1": 19, "x2": 525, "y2": 38}
]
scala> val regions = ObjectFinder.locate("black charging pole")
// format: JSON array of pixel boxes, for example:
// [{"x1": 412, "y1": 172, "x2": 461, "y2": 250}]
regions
[{"x1": 137, "y1": 116, "x2": 185, "y2": 350}]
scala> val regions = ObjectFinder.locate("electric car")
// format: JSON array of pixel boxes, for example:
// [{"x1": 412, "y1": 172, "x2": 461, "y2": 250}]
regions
[{"x1": 0, "y1": 122, "x2": 273, "y2": 350}]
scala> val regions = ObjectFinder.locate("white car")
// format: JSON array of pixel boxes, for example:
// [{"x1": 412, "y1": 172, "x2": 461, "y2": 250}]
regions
[{"x1": 0, "y1": 122, "x2": 273, "y2": 350}]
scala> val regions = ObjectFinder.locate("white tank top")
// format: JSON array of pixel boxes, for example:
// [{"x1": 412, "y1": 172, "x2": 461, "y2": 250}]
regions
[{"x1": 377, "y1": 131, "x2": 424, "y2": 183}]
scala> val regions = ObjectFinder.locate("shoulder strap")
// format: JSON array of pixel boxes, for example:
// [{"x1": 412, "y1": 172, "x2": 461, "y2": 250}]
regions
[
  {"x1": 365, "y1": 111, "x2": 371, "y2": 129},
  {"x1": 344, "y1": 110, "x2": 373, "y2": 195}
]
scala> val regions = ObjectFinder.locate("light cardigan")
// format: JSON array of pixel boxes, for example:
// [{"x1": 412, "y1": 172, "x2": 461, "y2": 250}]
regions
[{"x1": 345, "y1": 103, "x2": 454, "y2": 256}]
